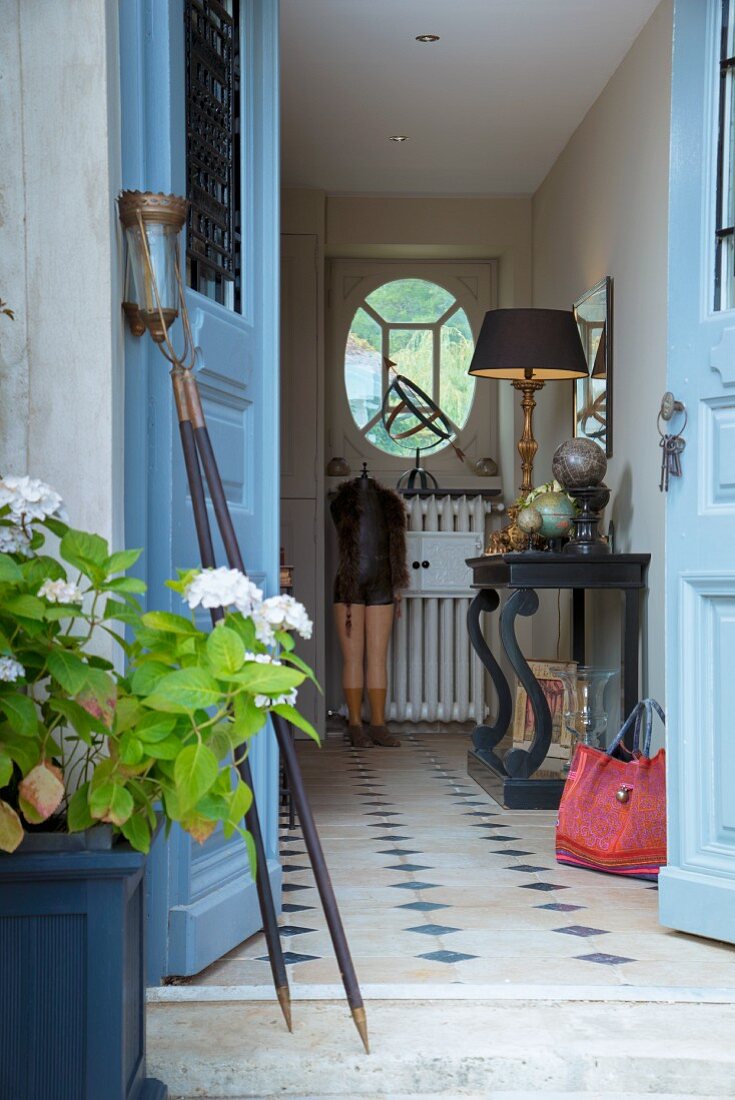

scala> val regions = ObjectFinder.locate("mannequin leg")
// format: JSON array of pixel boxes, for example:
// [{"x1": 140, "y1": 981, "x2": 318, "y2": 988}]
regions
[
  {"x1": 365, "y1": 603, "x2": 400, "y2": 746},
  {"x1": 334, "y1": 603, "x2": 371, "y2": 746}
]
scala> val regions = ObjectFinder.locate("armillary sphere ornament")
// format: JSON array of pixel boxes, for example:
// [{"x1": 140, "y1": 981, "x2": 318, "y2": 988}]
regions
[{"x1": 381, "y1": 358, "x2": 466, "y2": 489}]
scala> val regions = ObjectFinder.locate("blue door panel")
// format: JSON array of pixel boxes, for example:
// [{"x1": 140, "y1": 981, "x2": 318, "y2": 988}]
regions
[{"x1": 120, "y1": 0, "x2": 281, "y2": 982}]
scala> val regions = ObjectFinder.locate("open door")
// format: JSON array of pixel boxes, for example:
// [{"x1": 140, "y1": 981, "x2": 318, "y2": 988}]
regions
[
  {"x1": 660, "y1": 0, "x2": 735, "y2": 941},
  {"x1": 120, "y1": 0, "x2": 281, "y2": 980}
]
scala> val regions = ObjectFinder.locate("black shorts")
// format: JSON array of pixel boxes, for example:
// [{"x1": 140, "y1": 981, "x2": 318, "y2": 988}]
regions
[{"x1": 333, "y1": 555, "x2": 393, "y2": 606}]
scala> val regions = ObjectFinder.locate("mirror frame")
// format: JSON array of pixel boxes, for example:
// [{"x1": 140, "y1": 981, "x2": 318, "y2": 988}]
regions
[{"x1": 572, "y1": 275, "x2": 613, "y2": 458}]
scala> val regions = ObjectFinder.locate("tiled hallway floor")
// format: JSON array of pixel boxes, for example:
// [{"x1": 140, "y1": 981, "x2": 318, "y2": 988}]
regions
[{"x1": 186, "y1": 730, "x2": 735, "y2": 992}]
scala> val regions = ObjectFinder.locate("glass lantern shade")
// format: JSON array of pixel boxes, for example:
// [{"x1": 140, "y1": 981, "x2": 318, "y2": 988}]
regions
[{"x1": 118, "y1": 191, "x2": 188, "y2": 343}]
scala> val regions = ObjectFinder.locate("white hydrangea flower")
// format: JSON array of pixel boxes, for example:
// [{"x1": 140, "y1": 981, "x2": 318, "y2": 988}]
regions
[
  {"x1": 0, "y1": 525, "x2": 31, "y2": 556},
  {"x1": 0, "y1": 656, "x2": 25, "y2": 682},
  {"x1": 252, "y1": 594, "x2": 313, "y2": 644},
  {"x1": 183, "y1": 567, "x2": 263, "y2": 615},
  {"x1": 243, "y1": 651, "x2": 281, "y2": 666},
  {"x1": 254, "y1": 688, "x2": 298, "y2": 709},
  {"x1": 38, "y1": 578, "x2": 83, "y2": 605},
  {"x1": 0, "y1": 475, "x2": 63, "y2": 524}
]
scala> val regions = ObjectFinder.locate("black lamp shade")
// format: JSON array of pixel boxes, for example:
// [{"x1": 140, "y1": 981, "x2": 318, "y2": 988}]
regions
[{"x1": 468, "y1": 308, "x2": 589, "y2": 381}]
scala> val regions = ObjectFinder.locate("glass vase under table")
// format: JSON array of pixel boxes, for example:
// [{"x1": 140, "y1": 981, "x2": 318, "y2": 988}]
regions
[{"x1": 465, "y1": 551, "x2": 651, "y2": 809}]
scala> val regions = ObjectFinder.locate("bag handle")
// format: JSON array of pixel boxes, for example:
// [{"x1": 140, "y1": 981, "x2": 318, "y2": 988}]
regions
[{"x1": 607, "y1": 698, "x2": 665, "y2": 758}]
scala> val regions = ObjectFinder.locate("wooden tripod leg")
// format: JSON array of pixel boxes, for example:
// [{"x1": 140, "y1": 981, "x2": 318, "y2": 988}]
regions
[
  {"x1": 182, "y1": 373, "x2": 368, "y2": 1052},
  {"x1": 273, "y1": 713, "x2": 369, "y2": 1053},
  {"x1": 172, "y1": 373, "x2": 292, "y2": 1030}
]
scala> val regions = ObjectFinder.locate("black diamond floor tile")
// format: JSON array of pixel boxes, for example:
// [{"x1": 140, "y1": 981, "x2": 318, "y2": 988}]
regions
[
  {"x1": 464, "y1": 811, "x2": 501, "y2": 817},
  {"x1": 405, "y1": 923, "x2": 460, "y2": 936},
  {"x1": 281, "y1": 903, "x2": 315, "y2": 913},
  {"x1": 553, "y1": 925, "x2": 610, "y2": 937},
  {"x1": 535, "y1": 903, "x2": 585, "y2": 912},
  {"x1": 417, "y1": 949, "x2": 477, "y2": 964},
  {"x1": 487, "y1": 836, "x2": 522, "y2": 842},
  {"x1": 384, "y1": 863, "x2": 433, "y2": 872},
  {"x1": 471, "y1": 822, "x2": 509, "y2": 829},
  {"x1": 496, "y1": 849, "x2": 534, "y2": 857},
  {"x1": 375, "y1": 834, "x2": 411, "y2": 841},
  {"x1": 576, "y1": 952, "x2": 635, "y2": 965},
  {"x1": 282, "y1": 883, "x2": 313, "y2": 892},
  {"x1": 279, "y1": 925, "x2": 317, "y2": 936},
  {"x1": 378, "y1": 848, "x2": 422, "y2": 856},
  {"x1": 257, "y1": 951, "x2": 320, "y2": 965},
  {"x1": 505, "y1": 865, "x2": 549, "y2": 873},
  {"x1": 389, "y1": 881, "x2": 439, "y2": 891},
  {"x1": 282, "y1": 864, "x2": 310, "y2": 873},
  {"x1": 397, "y1": 901, "x2": 450, "y2": 912},
  {"x1": 518, "y1": 882, "x2": 569, "y2": 892}
]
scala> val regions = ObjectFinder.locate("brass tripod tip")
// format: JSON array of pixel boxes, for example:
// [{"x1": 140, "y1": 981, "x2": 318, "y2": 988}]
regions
[
  {"x1": 276, "y1": 984, "x2": 293, "y2": 1032},
  {"x1": 351, "y1": 1005, "x2": 370, "y2": 1054}
]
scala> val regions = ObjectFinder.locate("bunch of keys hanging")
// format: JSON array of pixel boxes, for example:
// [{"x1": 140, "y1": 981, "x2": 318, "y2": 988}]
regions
[{"x1": 657, "y1": 391, "x2": 687, "y2": 492}]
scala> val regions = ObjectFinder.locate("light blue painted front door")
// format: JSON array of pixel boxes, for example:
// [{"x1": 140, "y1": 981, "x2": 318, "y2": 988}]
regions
[
  {"x1": 119, "y1": 0, "x2": 281, "y2": 980},
  {"x1": 659, "y1": 0, "x2": 735, "y2": 942}
]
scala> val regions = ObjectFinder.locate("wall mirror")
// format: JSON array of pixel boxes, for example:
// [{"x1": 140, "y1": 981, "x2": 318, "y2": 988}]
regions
[{"x1": 573, "y1": 275, "x2": 612, "y2": 457}]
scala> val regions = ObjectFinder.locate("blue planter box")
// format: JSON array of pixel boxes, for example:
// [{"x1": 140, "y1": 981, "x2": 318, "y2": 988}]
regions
[{"x1": 0, "y1": 829, "x2": 167, "y2": 1100}]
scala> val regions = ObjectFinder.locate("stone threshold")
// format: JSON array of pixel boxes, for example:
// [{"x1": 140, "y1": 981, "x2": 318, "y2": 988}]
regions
[{"x1": 148, "y1": 981, "x2": 735, "y2": 1005}]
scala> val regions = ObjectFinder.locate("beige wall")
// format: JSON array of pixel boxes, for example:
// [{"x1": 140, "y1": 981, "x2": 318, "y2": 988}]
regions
[
  {"x1": 532, "y1": 0, "x2": 673, "y2": 711},
  {"x1": 0, "y1": 0, "x2": 123, "y2": 545}
]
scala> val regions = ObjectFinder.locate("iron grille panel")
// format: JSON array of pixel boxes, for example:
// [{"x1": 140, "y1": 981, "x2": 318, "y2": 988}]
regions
[{"x1": 185, "y1": 0, "x2": 240, "y2": 307}]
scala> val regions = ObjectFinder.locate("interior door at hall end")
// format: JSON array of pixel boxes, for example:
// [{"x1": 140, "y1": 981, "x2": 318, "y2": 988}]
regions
[
  {"x1": 659, "y1": 0, "x2": 735, "y2": 942},
  {"x1": 120, "y1": 0, "x2": 281, "y2": 981}
]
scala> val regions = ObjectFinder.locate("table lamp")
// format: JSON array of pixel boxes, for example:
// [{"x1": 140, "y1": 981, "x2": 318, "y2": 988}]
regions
[{"x1": 468, "y1": 308, "x2": 588, "y2": 495}]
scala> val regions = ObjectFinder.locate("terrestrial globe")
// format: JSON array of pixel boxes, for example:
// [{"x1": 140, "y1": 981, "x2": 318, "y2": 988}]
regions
[{"x1": 552, "y1": 438, "x2": 607, "y2": 489}]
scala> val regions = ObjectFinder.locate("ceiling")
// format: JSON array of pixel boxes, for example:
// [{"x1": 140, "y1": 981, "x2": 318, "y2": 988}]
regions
[{"x1": 280, "y1": 0, "x2": 660, "y2": 195}]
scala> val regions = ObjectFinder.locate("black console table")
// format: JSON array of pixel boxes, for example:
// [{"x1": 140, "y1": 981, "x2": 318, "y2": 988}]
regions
[{"x1": 465, "y1": 552, "x2": 650, "y2": 809}]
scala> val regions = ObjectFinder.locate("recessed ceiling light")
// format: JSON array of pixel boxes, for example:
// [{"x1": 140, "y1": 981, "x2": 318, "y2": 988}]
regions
[
  {"x1": 416, "y1": 34, "x2": 440, "y2": 43},
  {"x1": 388, "y1": 135, "x2": 409, "y2": 142}
]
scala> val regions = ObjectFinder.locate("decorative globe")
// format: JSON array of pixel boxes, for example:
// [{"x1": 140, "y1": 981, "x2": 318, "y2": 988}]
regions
[
  {"x1": 552, "y1": 438, "x2": 607, "y2": 489},
  {"x1": 532, "y1": 491, "x2": 575, "y2": 539},
  {"x1": 517, "y1": 505, "x2": 542, "y2": 535}
]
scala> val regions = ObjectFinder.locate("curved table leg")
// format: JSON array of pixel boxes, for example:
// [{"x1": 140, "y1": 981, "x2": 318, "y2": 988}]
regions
[
  {"x1": 467, "y1": 589, "x2": 513, "y2": 774},
  {"x1": 500, "y1": 587, "x2": 553, "y2": 780}
]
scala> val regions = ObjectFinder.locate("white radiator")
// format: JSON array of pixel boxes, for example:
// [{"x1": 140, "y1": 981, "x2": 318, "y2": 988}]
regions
[{"x1": 387, "y1": 494, "x2": 499, "y2": 725}]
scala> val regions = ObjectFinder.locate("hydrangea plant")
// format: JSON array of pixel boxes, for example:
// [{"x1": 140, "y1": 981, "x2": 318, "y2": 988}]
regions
[{"x1": 0, "y1": 476, "x2": 317, "y2": 860}]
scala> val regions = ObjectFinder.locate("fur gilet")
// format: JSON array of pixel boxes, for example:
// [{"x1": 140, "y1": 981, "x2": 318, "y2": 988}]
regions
[{"x1": 330, "y1": 478, "x2": 409, "y2": 603}]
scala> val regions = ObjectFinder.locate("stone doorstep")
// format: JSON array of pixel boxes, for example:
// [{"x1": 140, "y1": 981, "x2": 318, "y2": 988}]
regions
[{"x1": 148, "y1": 998, "x2": 735, "y2": 1099}]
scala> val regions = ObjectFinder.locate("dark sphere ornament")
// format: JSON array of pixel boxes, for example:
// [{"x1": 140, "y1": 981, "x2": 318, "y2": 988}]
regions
[{"x1": 552, "y1": 438, "x2": 608, "y2": 489}]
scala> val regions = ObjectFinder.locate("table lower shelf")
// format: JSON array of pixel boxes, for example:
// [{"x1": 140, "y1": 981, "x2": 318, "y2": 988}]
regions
[{"x1": 467, "y1": 749, "x2": 568, "y2": 810}]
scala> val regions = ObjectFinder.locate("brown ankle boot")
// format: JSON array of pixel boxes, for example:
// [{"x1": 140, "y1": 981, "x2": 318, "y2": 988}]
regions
[
  {"x1": 368, "y1": 725, "x2": 401, "y2": 747},
  {"x1": 348, "y1": 725, "x2": 373, "y2": 748}
]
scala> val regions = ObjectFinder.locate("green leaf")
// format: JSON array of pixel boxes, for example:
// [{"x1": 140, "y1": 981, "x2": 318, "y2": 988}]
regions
[
  {"x1": 0, "y1": 554, "x2": 23, "y2": 584},
  {"x1": 104, "y1": 548, "x2": 143, "y2": 574},
  {"x1": 41, "y1": 515, "x2": 69, "y2": 539},
  {"x1": 67, "y1": 783, "x2": 95, "y2": 832},
  {"x1": 103, "y1": 576, "x2": 147, "y2": 594},
  {"x1": 75, "y1": 667, "x2": 116, "y2": 729},
  {"x1": 121, "y1": 813, "x2": 151, "y2": 853},
  {"x1": 130, "y1": 661, "x2": 171, "y2": 696},
  {"x1": 0, "y1": 750, "x2": 13, "y2": 787},
  {"x1": 134, "y1": 713, "x2": 178, "y2": 744},
  {"x1": 228, "y1": 615, "x2": 257, "y2": 651},
  {"x1": 227, "y1": 664, "x2": 304, "y2": 695},
  {"x1": 0, "y1": 627, "x2": 12, "y2": 654},
  {"x1": 231, "y1": 694, "x2": 266, "y2": 743},
  {"x1": 0, "y1": 800, "x2": 23, "y2": 852},
  {"x1": 1, "y1": 730, "x2": 40, "y2": 773},
  {"x1": 281, "y1": 651, "x2": 321, "y2": 689},
  {"x1": 60, "y1": 529, "x2": 108, "y2": 572},
  {"x1": 3, "y1": 595, "x2": 46, "y2": 621},
  {"x1": 103, "y1": 598, "x2": 140, "y2": 624},
  {"x1": 143, "y1": 735, "x2": 184, "y2": 760},
  {"x1": 274, "y1": 629, "x2": 295, "y2": 652},
  {"x1": 47, "y1": 649, "x2": 88, "y2": 695},
  {"x1": 174, "y1": 742, "x2": 219, "y2": 813},
  {"x1": 0, "y1": 693, "x2": 38, "y2": 735},
  {"x1": 145, "y1": 668, "x2": 223, "y2": 714},
  {"x1": 141, "y1": 610, "x2": 198, "y2": 635},
  {"x1": 47, "y1": 698, "x2": 99, "y2": 743},
  {"x1": 244, "y1": 829, "x2": 256, "y2": 878},
  {"x1": 206, "y1": 626, "x2": 245, "y2": 676},
  {"x1": 222, "y1": 778, "x2": 253, "y2": 839},
  {"x1": 272, "y1": 703, "x2": 320, "y2": 744},
  {"x1": 119, "y1": 734, "x2": 144, "y2": 765},
  {"x1": 89, "y1": 782, "x2": 134, "y2": 826}
]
